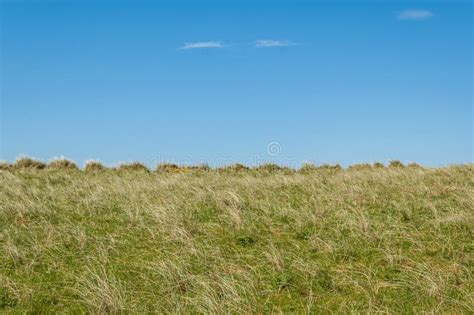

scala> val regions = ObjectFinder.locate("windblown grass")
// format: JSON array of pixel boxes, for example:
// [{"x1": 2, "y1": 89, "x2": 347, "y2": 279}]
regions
[
  {"x1": 299, "y1": 162, "x2": 318, "y2": 173},
  {"x1": 84, "y1": 160, "x2": 107, "y2": 172},
  {"x1": 389, "y1": 160, "x2": 404, "y2": 168},
  {"x1": 155, "y1": 163, "x2": 180, "y2": 173},
  {"x1": 254, "y1": 163, "x2": 295, "y2": 174},
  {"x1": 217, "y1": 163, "x2": 250, "y2": 172},
  {"x1": 373, "y1": 162, "x2": 385, "y2": 169},
  {"x1": 0, "y1": 164, "x2": 472, "y2": 313},
  {"x1": 0, "y1": 162, "x2": 11, "y2": 171},
  {"x1": 317, "y1": 163, "x2": 342, "y2": 171},
  {"x1": 48, "y1": 158, "x2": 79, "y2": 170},
  {"x1": 117, "y1": 162, "x2": 150, "y2": 172},
  {"x1": 347, "y1": 163, "x2": 372, "y2": 171},
  {"x1": 13, "y1": 157, "x2": 46, "y2": 170}
]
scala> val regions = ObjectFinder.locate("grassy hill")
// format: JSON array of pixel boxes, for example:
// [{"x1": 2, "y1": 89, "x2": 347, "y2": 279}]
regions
[{"x1": 0, "y1": 164, "x2": 473, "y2": 313}]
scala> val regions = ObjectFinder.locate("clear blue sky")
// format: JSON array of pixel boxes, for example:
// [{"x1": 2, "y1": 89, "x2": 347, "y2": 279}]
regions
[{"x1": 1, "y1": 0, "x2": 472, "y2": 167}]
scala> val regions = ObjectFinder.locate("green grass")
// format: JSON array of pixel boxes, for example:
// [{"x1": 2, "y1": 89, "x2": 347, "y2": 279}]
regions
[{"x1": 0, "y1": 165, "x2": 473, "y2": 313}]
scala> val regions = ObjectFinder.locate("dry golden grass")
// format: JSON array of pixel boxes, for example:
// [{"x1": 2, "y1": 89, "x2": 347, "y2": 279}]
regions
[
  {"x1": 299, "y1": 162, "x2": 318, "y2": 173},
  {"x1": 13, "y1": 157, "x2": 46, "y2": 170},
  {"x1": 0, "y1": 162, "x2": 11, "y2": 171},
  {"x1": 217, "y1": 163, "x2": 250, "y2": 173},
  {"x1": 0, "y1": 164, "x2": 472, "y2": 313},
  {"x1": 48, "y1": 158, "x2": 79, "y2": 170},
  {"x1": 117, "y1": 162, "x2": 150, "y2": 172},
  {"x1": 347, "y1": 163, "x2": 372, "y2": 171},
  {"x1": 84, "y1": 160, "x2": 107, "y2": 172},
  {"x1": 155, "y1": 163, "x2": 181, "y2": 173},
  {"x1": 373, "y1": 162, "x2": 385, "y2": 169}
]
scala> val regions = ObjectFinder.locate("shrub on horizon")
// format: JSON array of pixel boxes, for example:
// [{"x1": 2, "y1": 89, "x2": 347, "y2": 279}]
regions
[
  {"x1": 48, "y1": 158, "x2": 79, "y2": 170},
  {"x1": 373, "y1": 162, "x2": 385, "y2": 169},
  {"x1": 13, "y1": 157, "x2": 46, "y2": 170},
  {"x1": 389, "y1": 160, "x2": 405, "y2": 168}
]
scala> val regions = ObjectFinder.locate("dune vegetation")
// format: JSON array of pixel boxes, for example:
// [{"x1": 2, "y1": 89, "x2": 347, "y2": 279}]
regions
[{"x1": 0, "y1": 161, "x2": 473, "y2": 313}]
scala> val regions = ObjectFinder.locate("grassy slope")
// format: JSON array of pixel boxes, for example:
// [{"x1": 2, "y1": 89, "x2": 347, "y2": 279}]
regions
[{"x1": 0, "y1": 166, "x2": 473, "y2": 313}]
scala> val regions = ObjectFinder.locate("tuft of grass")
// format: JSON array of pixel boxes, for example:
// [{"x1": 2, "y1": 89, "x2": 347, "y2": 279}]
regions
[
  {"x1": 373, "y1": 162, "x2": 385, "y2": 168},
  {"x1": 181, "y1": 164, "x2": 211, "y2": 172},
  {"x1": 236, "y1": 235, "x2": 256, "y2": 247},
  {"x1": 74, "y1": 267, "x2": 126, "y2": 313},
  {"x1": 347, "y1": 163, "x2": 372, "y2": 171},
  {"x1": 300, "y1": 163, "x2": 342, "y2": 172},
  {"x1": 118, "y1": 162, "x2": 150, "y2": 172},
  {"x1": 84, "y1": 160, "x2": 107, "y2": 172},
  {"x1": 0, "y1": 163, "x2": 472, "y2": 313},
  {"x1": 48, "y1": 158, "x2": 79, "y2": 170},
  {"x1": 299, "y1": 162, "x2": 318, "y2": 173},
  {"x1": 155, "y1": 163, "x2": 210, "y2": 173},
  {"x1": 13, "y1": 156, "x2": 46, "y2": 169},
  {"x1": 389, "y1": 160, "x2": 405, "y2": 168},
  {"x1": 218, "y1": 163, "x2": 250, "y2": 172},
  {"x1": 407, "y1": 162, "x2": 424, "y2": 169},
  {"x1": 0, "y1": 161, "x2": 11, "y2": 171},
  {"x1": 155, "y1": 163, "x2": 180, "y2": 173},
  {"x1": 254, "y1": 163, "x2": 292, "y2": 173},
  {"x1": 318, "y1": 163, "x2": 342, "y2": 171}
]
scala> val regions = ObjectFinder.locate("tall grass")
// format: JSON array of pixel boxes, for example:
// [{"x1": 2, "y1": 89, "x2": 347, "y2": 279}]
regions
[
  {"x1": 48, "y1": 158, "x2": 79, "y2": 170},
  {"x1": 117, "y1": 162, "x2": 150, "y2": 172},
  {"x1": 0, "y1": 161, "x2": 472, "y2": 312},
  {"x1": 13, "y1": 156, "x2": 46, "y2": 169},
  {"x1": 217, "y1": 163, "x2": 250, "y2": 172},
  {"x1": 0, "y1": 156, "x2": 431, "y2": 173},
  {"x1": 0, "y1": 161, "x2": 11, "y2": 170},
  {"x1": 84, "y1": 160, "x2": 107, "y2": 172}
]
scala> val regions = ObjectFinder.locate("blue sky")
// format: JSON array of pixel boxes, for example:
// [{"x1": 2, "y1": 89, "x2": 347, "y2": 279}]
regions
[{"x1": 1, "y1": 0, "x2": 472, "y2": 167}]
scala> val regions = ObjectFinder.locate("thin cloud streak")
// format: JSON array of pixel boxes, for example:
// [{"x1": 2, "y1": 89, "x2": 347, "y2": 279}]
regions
[
  {"x1": 254, "y1": 39, "x2": 297, "y2": 48},
  {"x1": 397, "y1": 10, "x2": 434, "y2": 20},
  {"x1": 180, "y1": 41, "x2": 224, "y2": 50}
]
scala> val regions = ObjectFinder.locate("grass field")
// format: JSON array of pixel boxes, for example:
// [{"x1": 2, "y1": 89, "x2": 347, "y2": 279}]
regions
[{"x1": 0, "y1": 163, "x2": 473, "y2": 313}]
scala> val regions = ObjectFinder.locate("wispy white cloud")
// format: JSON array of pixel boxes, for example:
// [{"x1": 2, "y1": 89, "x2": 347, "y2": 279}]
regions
[
  {"x1": 254, "y1": 39, "x2": 297, "y2": 48},
  {"x1": 397, "y1": 9, "x2": 434, "y2": 20},
  {"x1": 180, "y1": 41, "x2": 224, "y2": 50}
]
